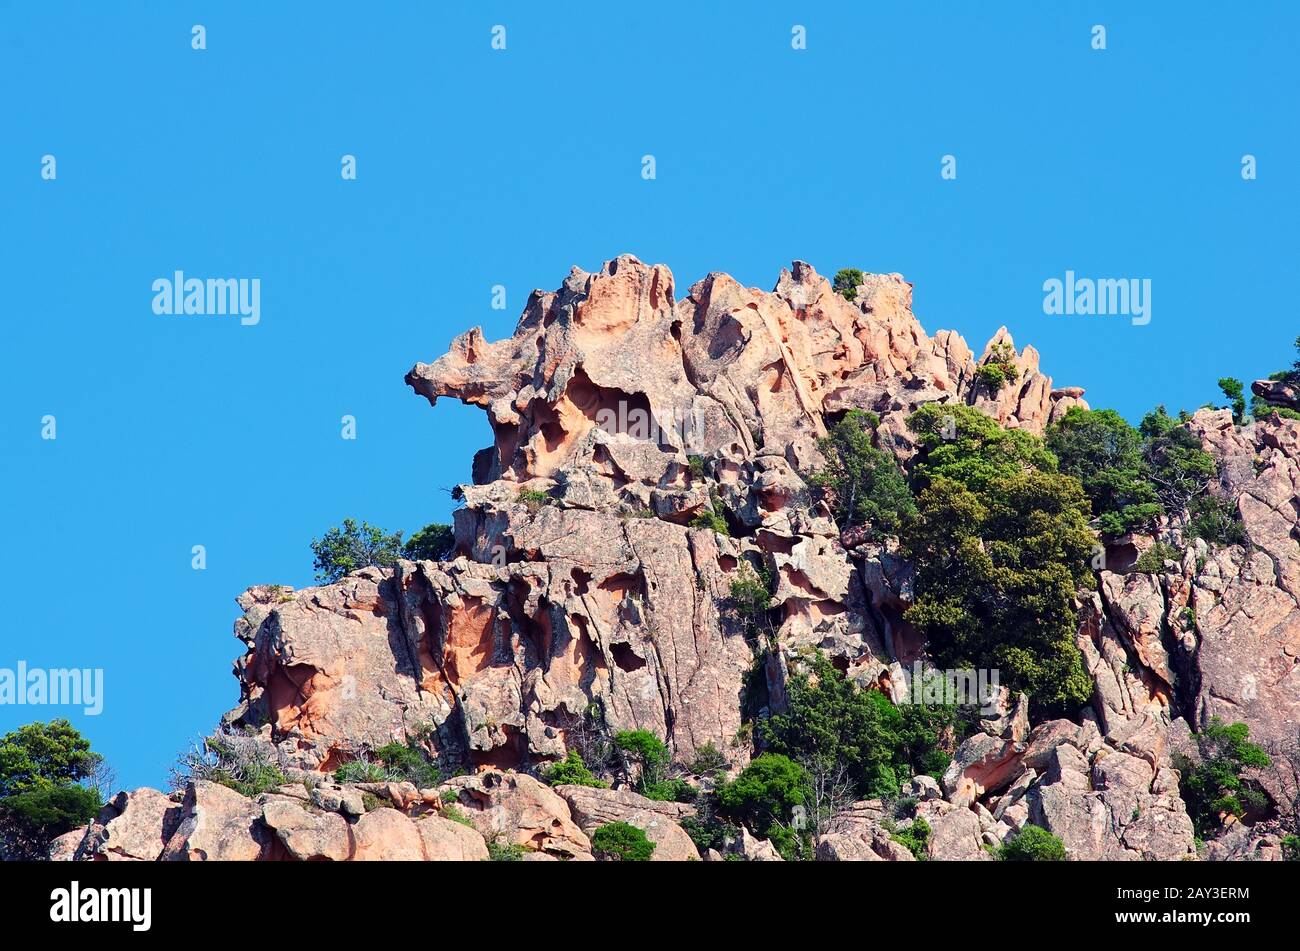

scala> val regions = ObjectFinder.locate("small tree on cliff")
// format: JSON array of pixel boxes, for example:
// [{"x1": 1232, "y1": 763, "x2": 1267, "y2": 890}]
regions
[
  {"x1": 401, "y1": 522, "x2": 454, "y2": 561},
  {"x1": 1045, "y1": 407, "x2": 1161, "y2": 537},
  {"x1": 832, "y1": 268, "x2": 865, "y2": 301},
  {"x1": 903, "y1": 404, "x2": 1095, "y2": 714},
  {"x1": 1174, "y1": 718, "x2": 1271, "y2": 837},
  {"x1": 808, "y1": 410, "x2": 915, "y2": 539},
  {"x1": 311, "y1": 518, "x2": 404, "y2": 582},
  {"x1": 0, "y1": 719, "x2": 104, "y2": 860}
]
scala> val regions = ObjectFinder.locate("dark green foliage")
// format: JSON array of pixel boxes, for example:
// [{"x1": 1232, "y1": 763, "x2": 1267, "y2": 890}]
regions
[
  {"x1": 975, "y1": 342, "x2": 1020, "y2": 391},
  {"x1": 1134, "y1": 542, "x2": 1179, "y2": 575},
  {"x1": 487, "y1": 838, "x2": 525, "y2": 861},
  {"x1": 1251, "y1": 400, "x2": 1300, "y2": 422},
  {"x1": 686, "y1": 742, "x2": 728, "y2": 776},
  {"x1": 1139, "y1": 407, "x2": 1218, "y2": 518},
  {"x1": 516, "y1": 489, "x2": 553, "y2": 511},
  {"x1": 832, "y1": 268, "x2": 865, "y2": 301},
  {"x1": 904, "y1": 405, "x2": 1095, "y2": 713},
  {"x1": 890, "y1": 816, "x2": 931, "y2": 859},
  {"x1": 591, "y1": 821, "x2": 656, "y2": 861},
  {"x1": 0, "y1": 720, "x2": 103, "y2": 859},
  {"x1": 402, "y1": 522, "x2": 454, "y2": 561},
  {"x1": 1186, "y1": 494, "x2": 1246, "y2": 547},
  {"x1": 0, "y1": 719, "x2": 101, "y2": 798},
  {"x1": 2, "y1": 785, "x2": 101, "y2": 847},
  {"x1": 689, "y1": 506, "x2": 730, "y2": 535},
  {"x1": 808, "y1": 410, "x2": 916, "y2": 537},
  {"x1": 541, "y1": 750, "x2": 607, "y2": 788},
  {"x1": 333, "y1": 759, "x2": 388, "y2": 784},
  {"x1": 761, "y1": 652, "x2": 959, "y2": 799},
  {"x1": 1218, "y1": 378, "x2": 1246, "y2": 424},
  {"x1": 442, "y1": 804, "x2": 475, "y2": 828},
  {"x1": 1046, "y1": 407, "x2": 1162, "y2": 537},
  {"x1": 681, "y1": 811, "x2": 735, "y2": 853},
  {"x1": 998, "y1": 824, "x2": 1066, "y2": 861},
  {"x1": 613, "y1": 729, "x2": 687, "y2": 800},
  {"x1": 909, "y1": 403, "x2": 1059, "y2": 493},
  {"x1": 311, "y1": 518, "x2": 404, "y2": 583},
  {"x1": 643, "y1": 778, "x2": 697, "y2": 803},
  {"x1": 686, "y1": 454, "x2": 707, "y2": 480},
  {"x1": 1175, "y1": 718, "x2": 1271, "y2": 837},
  {"x1": 728, "y1": 561, "x2": 774, "y2": 643},
  {"x1": 715, "y1": 754, "x2": 807, "y2": 857},
  {"x1": 1283, "y1": 834, "x2": 1300, "y2": 861},
  {"x1": 614, "y1": 730, "x2": 667, "y2": 770},
  {"x1": 1049, "y1": 405, "x2": 1244, "y2": 546},
  {"x1": 372, "y1": 739, "x2": 442, "y2": 787},
  {"x1": 332, "y1": 735, "x2": 442, "y2": 787}
]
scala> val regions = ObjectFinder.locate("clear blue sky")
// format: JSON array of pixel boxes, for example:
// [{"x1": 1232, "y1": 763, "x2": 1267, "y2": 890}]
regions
[{"x1": 2, "y1": 2, "x2": 1297, "y2": 790}]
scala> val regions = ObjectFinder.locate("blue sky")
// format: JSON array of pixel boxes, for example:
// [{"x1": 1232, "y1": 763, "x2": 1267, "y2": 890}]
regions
[{"x1": 1, "y1": 1, "x2": 1297, "y2": 790}]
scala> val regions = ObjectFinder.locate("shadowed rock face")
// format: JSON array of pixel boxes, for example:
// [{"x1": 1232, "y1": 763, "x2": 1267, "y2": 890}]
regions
[{"x1": 55, "y1": 257, "x2": 1300, "y2": 862}]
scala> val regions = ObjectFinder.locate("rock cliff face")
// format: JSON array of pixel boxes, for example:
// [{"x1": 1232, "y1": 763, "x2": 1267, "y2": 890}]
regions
[{"x1": 54, "y1": 256, "x2": 1300, "y2": 861}]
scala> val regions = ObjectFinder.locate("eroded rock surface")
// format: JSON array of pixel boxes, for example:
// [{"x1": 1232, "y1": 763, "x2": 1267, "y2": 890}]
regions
[{"x1": 59, "y1": 258, "x2": 1300, "y2": 862}]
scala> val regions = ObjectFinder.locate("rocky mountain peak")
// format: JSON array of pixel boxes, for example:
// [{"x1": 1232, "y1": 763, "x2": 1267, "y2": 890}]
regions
[{"x1": 52, "y1": 257, "x2": 1299, "y2": 864}]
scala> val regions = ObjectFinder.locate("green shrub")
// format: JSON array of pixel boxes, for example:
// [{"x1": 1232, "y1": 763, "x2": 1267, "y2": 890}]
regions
[
  {"x1": 517, "y1": 489, "x2": 553, "y2": 510},
  {"x1": 1282, "y1": 834, "x2": 1300, "y2": 861},
  {"x1": 371, "y1": 740, "x2": 443, "y2": 788},
  {"x1": 0, "y1": 719, "x2": 102, "y2": 798},
  {"x1": 402, "y1": 523, "x2": 454, "y2": 561},
  {"x1": 487, "y1": 838, "x2": 525, "y2": 861},
  {"x1": 1186, "y1": 495, "x2": 1246, "y2": 547},
  {"x1": 761, "y1": 652, "x2": 958, "y2": 799},
  {"x1": 998, "y1": 824, "x2": 1066, "y2": 861},
  {"x1": 613, "y1": 730, "x2": 679, "y2": 799},
  {"x1": 727, "y1": 562, "x2": 774, "y2": 642},
  {"x1": 1, "y1": 785, "x2": 101, "y2": 852},
  {"x1": 686, "y1": 454, "x2": 707, "y2": 480},
  {"x1": 541, "y1": 750, "x2": 607, "y2": 788},
  {"x1": 1218, "y1": 378, "x2": 1246, "y2": 423},
  {"x1": 1174, "y1": 718, "x2": 1271, "y2": 837},
  {"x1": 1134, "y1": 542, "x2": 1178, "y2": 574},
  {"x1": 904, "y1": 405, "x2": 1094, "y2": 714},
  {"x1": 975, "y1": 342, "x2": 1020, "y2": 390},
  {"x1": 333, "y1": 758, "x2": 390, "y2": 784},
  {"x1": 687, "y1": 742, "x2": 728, "y2": 775},
  {"x1": 689, "y1": 506, "x2": 730, "y2": 535},
  {"x1": 832, "y1": 268, "x2": 865, "y2": 301},
  {"x1": 173, "y1": 730, "x2": 287, "y2": 797},
  {"x1": 442, "y1": 804, "x2": 475, "y2": 828},
  {"x1": 1139, "y1": 407, "x2": 1218, "y2": 517},
  {"x1": 642, "y1": 778, "x2": 697, "y2": 803},
  {"x1": 311, "y1": 518, "x2": 404, "y2": 583},
  {"x1": 715, "y1": 754, "x2": 807, "y2": 858},
  {"x1": 890, "y1": 816, "x2": 931, "y2": 859},
  {"x1": 614, "y1": 730, "x2": 667, "y2": 770},
  {"x1": 1046, "y1": 407, "x2": 1162, "y2": 537},
  {"x1": 0, "y1": 718, "x2": 105, "y2": 859},
  {"x1": 591, "y1": 821, "x2": 656, "y2": 861},
  {"x1": 681, "y1": 812, "x2": 734, "y2": 853},
  {"x1": 807, "y1": 410, "x2": 915, "y2": 537}
]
